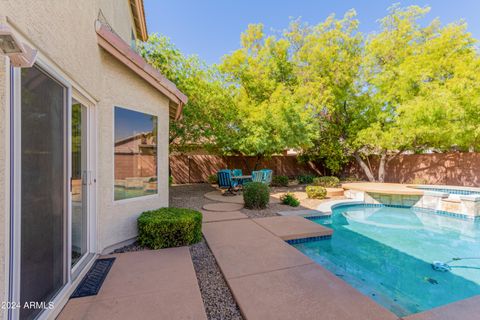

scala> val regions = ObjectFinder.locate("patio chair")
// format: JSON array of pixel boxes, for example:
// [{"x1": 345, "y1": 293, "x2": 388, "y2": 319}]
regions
[
  {"x1": 261, "y1": 169, "x2": 273, "y2": 185},
  {"x1": 217, "y1": 169, "x2": 239, "y2": 195},
  {"x1": 251, "y1": 171, "x2": 264, "y2": 183}
]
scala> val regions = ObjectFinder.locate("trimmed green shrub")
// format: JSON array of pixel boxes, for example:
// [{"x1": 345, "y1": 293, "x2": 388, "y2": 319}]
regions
[
  {"x1": 305, "y1": 186, "x2": 327, "y2": 199},
  {"x1": 169, "y1": 176, "x2": 173, "y2": 186},
  {"x1": 297, "y1": 174, "x2": 315, "y2": 184},
  {"x1": 207, "y1": 174, "x2": 218, "y2": 184},
  {"x1": 312, "y1": 176, "x2": 340, "y2": 188},
  {"x1": 137, "y1": 208, "x2": 202, "y2": 249},
  {"x1": 243, "y1": 182, "x2": 270, "y2": 209},
  {"x1": 280, "y1": 192, "x2": 300, "y2": 207},
  {"x1": 271, "y1": 175, "x2": 289, "y2": 187}
]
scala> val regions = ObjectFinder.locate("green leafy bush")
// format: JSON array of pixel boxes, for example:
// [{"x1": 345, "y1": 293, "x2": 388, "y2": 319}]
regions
[
  {"x1": 243, "y1": 182, "x2": 270, "y2": 209},
  {"x1": 207, "y1": 174, "x2": 218, "y2": 184},
  {"x1": 137, "y1": 208, "x2": 202, "y2": 249},
  {"x1": 305, "y1": 186, "x2": 327, "y2": 199},
  {"x1": 271, "y1": 175, "x2": 289, "y2": 187},
  {"x1": 297, "y1": 174, "x2": 315, "y2": 184},
  {"x1": 280, "y1": 192, "x2": 300, "y2": 207},
  {"x1": 168, "y1": 176, "x2": 173, "y2": 186},
  {"x1": 312, "y1": 176, "x2": 340, "y2": 187}
]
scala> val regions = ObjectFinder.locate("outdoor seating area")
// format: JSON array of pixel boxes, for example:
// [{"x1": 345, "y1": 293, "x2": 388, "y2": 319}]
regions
[
  {"x1": 3, "y1": 1, "x2": 480, "y2": 320},
  {"x1": 217, "y1": 168, "x2": 273, "y2": 195}
]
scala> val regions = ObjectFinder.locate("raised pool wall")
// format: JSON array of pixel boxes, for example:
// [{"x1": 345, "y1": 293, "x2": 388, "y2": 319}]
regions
[{"x1": 345, "y1": 189, "x2": 480, "y2": 218}]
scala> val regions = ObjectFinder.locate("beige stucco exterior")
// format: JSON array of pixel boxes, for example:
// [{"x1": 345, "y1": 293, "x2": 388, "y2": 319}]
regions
[{"x1": 0, "y1": 1, "x2": 177, "y2": 319}]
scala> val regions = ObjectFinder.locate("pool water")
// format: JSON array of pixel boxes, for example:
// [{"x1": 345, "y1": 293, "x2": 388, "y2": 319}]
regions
[{"x1": 292, "y1": 205, "x2": 480, "y2": 316}]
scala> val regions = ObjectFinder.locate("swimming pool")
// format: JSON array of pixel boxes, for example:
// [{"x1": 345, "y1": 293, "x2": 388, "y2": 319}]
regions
[{"x1": 292, "y1": 204, "x2": 480, "y2": 316}]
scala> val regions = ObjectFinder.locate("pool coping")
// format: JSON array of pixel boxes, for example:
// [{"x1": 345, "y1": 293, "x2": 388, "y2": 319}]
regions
[{"x1": 279, "y1": 199, "x2": 480, "y2": 221}]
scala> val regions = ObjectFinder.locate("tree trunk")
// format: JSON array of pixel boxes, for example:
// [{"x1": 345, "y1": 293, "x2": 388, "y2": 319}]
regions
[
  {"x1": 354, "y1": 152, "x2": 376, "y2": 182},
  {"x1": 253, "y1": 155, "x2": 262, "y2": 171},
  {"x1": 378, "y1": 152, "x2": 387, "y2": 183},
  {"x1": 241, "y1": 155, "x2": 251, "y2": 173}
]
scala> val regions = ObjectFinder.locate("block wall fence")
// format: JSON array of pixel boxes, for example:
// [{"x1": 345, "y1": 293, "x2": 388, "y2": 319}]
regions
[{"x1": 169, "y1": 152, "x2": 480, "y2": 187}]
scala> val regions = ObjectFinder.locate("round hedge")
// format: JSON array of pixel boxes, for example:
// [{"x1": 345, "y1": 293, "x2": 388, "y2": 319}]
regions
[
  {"x1": 243, "y1": 182, "x2": 270, "y2": 209},
  {"x1": 305, "y1": 186, "x2": 327, "y2": 199},
  {"x1": 137, "y1": 208, "x2": 202, "y2": 249},
  {"x1": 312, "y1": 176, "x2": 340, "y2": 187}
]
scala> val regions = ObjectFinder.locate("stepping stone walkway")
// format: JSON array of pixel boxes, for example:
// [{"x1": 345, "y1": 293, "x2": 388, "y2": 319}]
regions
[
  {"x1": 202, "y1": 202, "x2": 244, "y2": 212},
  {"x1": 204, "y1": 190, "x2": 244, "y2": 204},
  {"x1": 202, "y1": 210, "x2": 248, "y2": 223}
]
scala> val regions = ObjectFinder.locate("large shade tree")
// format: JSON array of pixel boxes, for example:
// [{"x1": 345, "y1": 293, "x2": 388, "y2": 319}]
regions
[
  {"x1": 355, "y1": 5, "x2": 480, "y2": 181},
  {"x1": 219, "y1": 24, "x2": 317, "y2": 170},
  {"x1": 139, "y1": 34, "x2": 237, "y2": 153}
]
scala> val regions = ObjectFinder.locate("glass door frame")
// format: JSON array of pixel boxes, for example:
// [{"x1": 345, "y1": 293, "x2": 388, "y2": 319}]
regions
[
  {"x1": 9, "y1": 59, "x2": 97, "y2": 320},
  {"x1": 70, "y1": 92, "x2": 96, "y2": 279}
]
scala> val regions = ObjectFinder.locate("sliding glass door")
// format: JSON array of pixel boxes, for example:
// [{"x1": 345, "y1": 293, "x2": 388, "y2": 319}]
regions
[{"x1": 19, "y1": 65, "x2": 67, "y2": 320}]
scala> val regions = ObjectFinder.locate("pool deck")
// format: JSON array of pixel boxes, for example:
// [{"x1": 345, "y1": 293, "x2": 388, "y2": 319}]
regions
[
  {"x1": 203, "y1": 204, "x2": 480, "y2": 320},
  {"x1": 342, "y1": 182, "x2": 424, "y2": 195},
  {"x1": 203, "y1": 216, "x2": 398, "y2": 320},
  {"x1": 403, "y1": 295, "x2": 480, "y2": 320},
  {"x1": 57, "y1": 248, "x2": 207, "y2": 320}
]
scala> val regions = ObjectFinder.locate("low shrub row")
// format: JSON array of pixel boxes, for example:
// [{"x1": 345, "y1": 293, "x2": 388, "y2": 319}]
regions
[
  {"x1": 297, "y1": 174, "x2": 315, "y2": 184},
  {"x1": 271, "y1": 175, "x2": 289, "y2": 187}
]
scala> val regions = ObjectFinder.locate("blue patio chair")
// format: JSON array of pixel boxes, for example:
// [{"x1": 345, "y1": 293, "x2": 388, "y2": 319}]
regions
[
  {"x1": 217, "y1": 169, "x2": 239, "y2": 194},
  {"x1": 251, "y1": 171, "x2": 264, "y2": 183},
  {"x1": 261, "y1": 169, "x2": 273, "y2": 185}
]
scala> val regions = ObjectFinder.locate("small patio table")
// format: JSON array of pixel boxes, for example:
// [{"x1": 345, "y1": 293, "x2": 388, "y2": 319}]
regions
[
  {"x1": 231, "y1": 175, "x2": 252, "y2": 187},
  {"x1": 231, "y1": 175, "x2": 252, "y2": 180}
]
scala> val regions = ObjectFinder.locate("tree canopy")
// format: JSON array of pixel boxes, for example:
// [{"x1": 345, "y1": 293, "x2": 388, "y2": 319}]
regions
[{"x1": 141, "y1": 5, "x2": 480, "y2": 181}]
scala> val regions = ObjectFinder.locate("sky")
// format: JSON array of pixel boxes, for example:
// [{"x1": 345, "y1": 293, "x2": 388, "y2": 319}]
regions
[
  {"x1": 144, "y1": 1, "x2": 480, "y2": 65},
  {"x1": 115, "y1": 107, "x2": 155, "y2": 141}
]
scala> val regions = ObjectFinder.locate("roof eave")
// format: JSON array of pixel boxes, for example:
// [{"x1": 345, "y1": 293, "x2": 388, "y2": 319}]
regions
[{"x1": 95, "y1": 20, "x2": 187, "y2": 120}]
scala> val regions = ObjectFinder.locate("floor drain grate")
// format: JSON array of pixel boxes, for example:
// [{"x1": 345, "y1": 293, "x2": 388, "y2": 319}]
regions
[{"x1": 70, "y1": 258, "x2": 115, "y2": 298}]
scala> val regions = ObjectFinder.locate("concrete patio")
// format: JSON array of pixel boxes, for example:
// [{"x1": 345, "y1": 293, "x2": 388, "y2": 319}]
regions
[
  {"x1": 203, "y1": 217, "x2": 398, "y2": 320},
  {"x1": 58, "y1": 248, "x2": 207, "y2": 320}
]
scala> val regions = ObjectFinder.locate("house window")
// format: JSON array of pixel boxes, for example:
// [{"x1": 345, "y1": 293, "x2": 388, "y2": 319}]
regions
[{"x1": 114, "y1": 107, "x2": 157, "y2": 201}]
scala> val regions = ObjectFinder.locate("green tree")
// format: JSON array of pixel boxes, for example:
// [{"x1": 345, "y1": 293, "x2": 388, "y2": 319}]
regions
[
  {"x1": 356, "y1": 5, "x2": 480, "y2": 181},
  {"x1": 297, "y1": 6, "x2": 480, "y2": 182},
  {"x1": 139, "y1": 34, "x2": 237, "y2": 152},
  {"x1": 288, "y1": 10, "x2": 371, "y2": 174},
  {"x1": 219, "y1": 24, "x2": 317, "y2": 170}
]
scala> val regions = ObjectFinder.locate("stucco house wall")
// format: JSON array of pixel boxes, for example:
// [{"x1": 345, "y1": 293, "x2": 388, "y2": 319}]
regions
[{"x1": 0, "y1": 1, "x2": 177, "y2": 318}]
